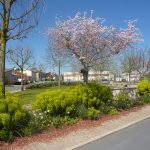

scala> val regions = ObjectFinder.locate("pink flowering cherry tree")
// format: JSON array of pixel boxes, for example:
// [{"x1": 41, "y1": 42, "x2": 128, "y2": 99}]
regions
[{"x1": 48, "y1": 12, "x2": 141, "y2": 83}]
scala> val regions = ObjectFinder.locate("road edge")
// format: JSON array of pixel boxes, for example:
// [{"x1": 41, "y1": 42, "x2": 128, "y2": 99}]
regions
[{"x1": 64, "y1": 114, "x2": 150, "y2": 150}]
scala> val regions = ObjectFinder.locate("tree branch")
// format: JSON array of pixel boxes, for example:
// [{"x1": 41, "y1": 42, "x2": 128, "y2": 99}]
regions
[{"x1": 8, "y1": 25, "x2": 33, "y2": 40}]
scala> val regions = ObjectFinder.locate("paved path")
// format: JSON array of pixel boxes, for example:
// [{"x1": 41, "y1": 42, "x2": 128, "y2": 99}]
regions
[
  {"x1": 76, "y1": 118, "x2": 150, "y2": 150},
  {"x1": 19, "y1": 105, "x2": 150, "y2": 150},
  {"x1": 6, "y1": 85, "x2": 26, "y2": 93}
]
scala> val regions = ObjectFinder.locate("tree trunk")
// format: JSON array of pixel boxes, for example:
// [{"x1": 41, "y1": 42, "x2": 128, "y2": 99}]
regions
[
  {"x1": 81, "y1": 69, "x2": 89, "y2": 84},
  {"x1": 128, "y1": 73, "x2": 131, "y2": 83},
  {"x1": 21, "y1": 69, "x2": 24, "y2": 91},
  {"x1": 83, "y1": 71, "x2": 88, "y2": 84},
  {"x1": 99, "y1": 71, "x2": 102, "y2": 82},
  {"x1": 1, "y1": 32, "x2": 7, "y2": 98},
  {"x1": 114, "y1": 74, "x2": 116, "y2": 82},
  {"x1": 128, "y1": 73, "x2": 131, "y2": 87},
  {"x1": 139, "y1": 72, "x2": 143, "y2": 80}
]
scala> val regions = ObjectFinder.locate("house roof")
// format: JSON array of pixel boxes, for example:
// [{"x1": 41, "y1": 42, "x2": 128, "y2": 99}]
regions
[{"x1": 5, "y1": 68, "x2": 14, "y2": 72}]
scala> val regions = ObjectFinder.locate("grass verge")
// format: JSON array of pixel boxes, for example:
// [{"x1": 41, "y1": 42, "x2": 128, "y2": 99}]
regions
[{"x1": 14, "y1": 86, "x2": 70, "y2": 105}]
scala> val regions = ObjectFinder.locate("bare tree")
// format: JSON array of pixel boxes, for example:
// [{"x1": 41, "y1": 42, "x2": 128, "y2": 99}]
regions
[
  {"x1": 45, "y1": 43, "x2": 74, "y2": 86},
  {"x1": 108, "y1": 57, "x2": 121, "y2": 82},
  {"x1": 121, "y1": 50, "x2": 136, "y2": 82},
  {"x1": 121, "y1": 48, "x2": 150, "y2": 82},
  {"x1": 92, "y1": 58, "x2": 110, "y2": 82},
  {"x1": 134, "y1": 48, "x2": 150, "y2": 77},
  {"x1": 37, "y1": 62, "x2": 46, "y2": 81},
  {"x1": 0, "y1": 0, "x2": 44, "y2": 97},
  {"x1": 8, "y1": 47, "x2": 33, "y2": 91}
]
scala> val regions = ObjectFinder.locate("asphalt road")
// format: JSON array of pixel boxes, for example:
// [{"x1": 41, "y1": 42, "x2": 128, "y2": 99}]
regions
[
  {"x1": 75, "y1": 118, "x2": 150, "y2": 150},
  {"x1": 6, "y1": 85, "x2": 26, "y2": 93}
]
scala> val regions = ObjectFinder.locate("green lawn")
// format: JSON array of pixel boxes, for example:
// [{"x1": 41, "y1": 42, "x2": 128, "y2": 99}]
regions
[{"x1": 14, "y1": 86, "x2": 70, "y2": 106}]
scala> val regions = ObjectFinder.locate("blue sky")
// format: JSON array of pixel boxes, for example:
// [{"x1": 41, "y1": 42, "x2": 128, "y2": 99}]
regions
[{"x1": 7, "y1": 0, "x2": 150, "y2": 71}]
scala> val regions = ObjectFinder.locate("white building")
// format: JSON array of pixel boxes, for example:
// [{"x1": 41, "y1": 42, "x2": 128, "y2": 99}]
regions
[
  {"x1": 24, "y1": 69, "x2": 46, "y2": 82},
  {"x1": 64, "y1": 72, "x2": 82, "y2": 82},
  {"x1": 24, "y1": 70, "x2": 37, "y2": 82},
  {"x1": 63, "y1": 71, "x2": 114, "y2": 82},
  {"x1": 121, "y1": 71, "x2": 140, "y2": 82}
]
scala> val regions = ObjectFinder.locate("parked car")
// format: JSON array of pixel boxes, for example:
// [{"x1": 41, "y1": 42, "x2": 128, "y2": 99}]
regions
[
  {"x1": 15, "y1": 78, "x2": 28, "y2": 85},
  {"x1": 101, "y1": 79, "x2": 109, "y2": 84}
]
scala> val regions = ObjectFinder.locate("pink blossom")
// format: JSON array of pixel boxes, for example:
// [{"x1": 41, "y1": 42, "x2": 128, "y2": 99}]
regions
[{"x1": 48, "y1": 12, "x2": 141, "y2": 75}]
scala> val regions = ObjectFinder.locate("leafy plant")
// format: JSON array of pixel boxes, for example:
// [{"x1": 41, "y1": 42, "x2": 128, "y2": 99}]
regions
[
  {"x1": 88, "y1": 107, "x2": 101, "y2": 120},
  {"x1": 76, "y1": 104, "x2": 88, "y2": 119},
  {"x1": 50, "y1": 116, "x2": 77, "y2": 128},
  {"x1": 33, "y1": 82, "x2": 113, "y2": 118},
  {"x1": 138, "y1": 80, "x2": 150, "y2": 95},
  {"x1": 26, "y1": 81, "x2": 81, "y2": 89},
  {"x1": 108, "y1": 107, "x2": 119, "y2": 115},
  {"x1": 114, "y1": 91, "x2": 136, "y2": 110},
  {"x1": 139, "y1": 95, "x2": 150, "y2": 104},
  {"x1": 0, "y1": 92, "x2": 31, "y2": 142}
]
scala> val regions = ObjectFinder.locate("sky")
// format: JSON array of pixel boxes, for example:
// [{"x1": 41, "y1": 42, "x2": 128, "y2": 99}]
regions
[{"x1": 7, "y1": 0, "x2": 150, "y2": 72}]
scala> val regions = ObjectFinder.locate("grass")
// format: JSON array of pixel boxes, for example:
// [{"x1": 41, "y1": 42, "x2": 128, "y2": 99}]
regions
[
  {"x1": 14, "y1": 86, "x2": 70, "y2": 106},
  {"x1": 14, "y1": 82, "x2": 138, "y2": 107}
]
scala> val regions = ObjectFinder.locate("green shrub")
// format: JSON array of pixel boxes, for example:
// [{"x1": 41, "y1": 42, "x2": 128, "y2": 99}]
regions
[
  {"x1": 21, "y1": 127, "x2": 32, "y2": 137},
  {"x1": 139, "y1": 95, "x2": 150, "y2": 104},
  {"x1": 108, "y1": 107, "x2": 119, "y2": 115},
  {"x1": 138, "y1": 80, "x2": 150, "y2": 95},
  {"x1": 0, "y1": 130, "x2": 9, "y2": 141},
  {"x1": 33, "y1": 89, "x2": 74, "y2": 116},
  {"x1": 33, "y1": 82, "x2": 113, "y2": 119},
  {"x1": 29, "y1": 110, "x2": 77, "y2": 129},
  {"x1": 50, "y1": 116, "x2": 77, "y2": 128},
  {"x1": 114, "y1": 91, "x2": 136, "y2": 110},
  {"x1": 26, "y1": 81, "x2": 82, "y2": 89},
  {"x1": 0, "y1": 92, "x2": 31, "y2": 142},
  {"x1": 76, "y1": 104, "x2": 88, "y2": 119},
  {"x1": 88, "y1": 107, "x2": 101, "y2": 120},
  {"x1": 99, "y1": 103, "x2": 119, "y2": 115},
  {"x1": 99, "y1": 104, "x2": 111, "y2": 114},
  {"x1": 32, "y1": 82, "x2": 113, "y2": 127},
  {"x1": 87, "y1": 82, "x2": 113, "y2": 105},
  {"x1": 25, "y1": 111, "x2": 46, "y2": 135}
]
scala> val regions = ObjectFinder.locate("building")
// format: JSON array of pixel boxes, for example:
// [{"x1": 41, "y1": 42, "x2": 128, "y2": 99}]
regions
[
  {"x1": 64, "y1": 72, "x2": 82, "y2": 82},
  {"x1": 121, "y1": 71, "x2": 140, "y2": 82},
  {"x1": 63, "y1": 71, "x2": 114, "y2": 82},
  {"x1": 24, "y1": 68, "x2": 47, "y2": 82},
  {"x1": 4, "y1": 68, "x2": 28, "y2": 84},
  {"x1": 5, "y1": 68, "x2": 15, "y2": 84},
  {"x1": 2, "y1": 67, "x2": 59, "y2": 84},
  {"x1": 45, "y1": 72, "x2": 63, "y2": 81}
]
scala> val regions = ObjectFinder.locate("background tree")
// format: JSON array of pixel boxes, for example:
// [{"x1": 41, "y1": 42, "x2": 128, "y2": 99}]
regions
[
  {"x1": 134, "y1": 48, "x2": 150, "y2": 77},
  {"x1": 121, "y1": 50, "x2": 137, "y2": 82},
  {"x1": 0, "y1": 0, "x2": 44, "y2": 97},
  {"x1": 45, "y1": 42, "x2": 74, "y2": 86},
  {"x1": 8, "y1": 47, "x2": 33, "y2": 91},
  {"x1": 121, "y1": 48, "x2": 150, "y2": 82},
  {"x1": 108, "y1": 57, "x2": 122, "y2": 81},
  {"x1": 48, "y1": 12, "x2": 141, "y2": 84},
  {"x1": 92, "y1": 58, "x2": 110, "y2": 82},
  {"x1": 37, "y1": 62, "x2": 46, "y2": 81}
]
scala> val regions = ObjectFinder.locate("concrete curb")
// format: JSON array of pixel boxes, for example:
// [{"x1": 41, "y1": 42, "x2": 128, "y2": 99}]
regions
[{"x1": 64, "y1": 114, "x2": 150, "y2": 150}]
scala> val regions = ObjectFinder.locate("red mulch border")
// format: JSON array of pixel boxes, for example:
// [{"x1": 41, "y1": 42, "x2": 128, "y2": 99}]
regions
[{"x1": 0, "y1": 105, "x2": 148, "y2": 150}]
